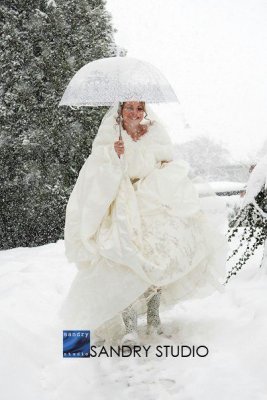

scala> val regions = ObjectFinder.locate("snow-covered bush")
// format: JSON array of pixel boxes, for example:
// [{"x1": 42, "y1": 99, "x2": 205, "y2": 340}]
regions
[
  {"x1": 226, "y1": 186, "x2": 267, "y2": 283},
  {"x1": 0, "y1": 0, "x2": 119, "y2": 249},
  {"x1": 175, "y1": 136, "x2": 232, "y2": 180}
]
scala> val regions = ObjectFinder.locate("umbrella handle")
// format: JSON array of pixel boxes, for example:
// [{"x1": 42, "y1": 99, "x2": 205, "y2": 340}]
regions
[
  {"x1": 119, "y1": 124, "x2": 122, "y2": 159},
  {"x1": 117, "y1": 103, "x2": 123, "y2": 159},
  {"x1": 118, "y1": 111, "x2": 122, "y2": 141}
]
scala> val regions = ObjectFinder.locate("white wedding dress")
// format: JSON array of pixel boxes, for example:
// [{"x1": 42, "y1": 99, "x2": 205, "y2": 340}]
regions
[{"x1": 59, "y1": 105, "x2": 227, "y2": 339}]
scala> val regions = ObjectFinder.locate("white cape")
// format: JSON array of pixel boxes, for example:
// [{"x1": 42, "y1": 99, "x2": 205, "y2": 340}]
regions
[{"x1": 59, "y1": 106, "x2": 227, "y2": 339}]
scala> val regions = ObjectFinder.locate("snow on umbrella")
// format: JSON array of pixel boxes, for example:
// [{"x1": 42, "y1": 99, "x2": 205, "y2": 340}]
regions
[{"x1": 59, "y1": 56, "x2": 178, "y2": 107}]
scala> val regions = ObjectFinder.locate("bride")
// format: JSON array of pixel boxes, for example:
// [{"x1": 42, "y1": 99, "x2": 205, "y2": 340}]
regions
[{"x1": 60, "y1": 101, "x2": 226, "y2": 345}]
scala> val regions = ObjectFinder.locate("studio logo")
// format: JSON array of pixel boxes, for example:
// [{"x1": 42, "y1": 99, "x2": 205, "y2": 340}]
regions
[
  {"x1": 63, "y1": 330, "x2": 90, "y2": 358},
  {"x1": 63, "y1": 330, "x2": 209, "y2": 359}
]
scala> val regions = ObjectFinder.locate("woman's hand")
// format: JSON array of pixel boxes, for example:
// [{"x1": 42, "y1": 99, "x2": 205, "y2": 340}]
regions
[{"x1": 114, "y1": 140, "x2": 125, "y2": 157}]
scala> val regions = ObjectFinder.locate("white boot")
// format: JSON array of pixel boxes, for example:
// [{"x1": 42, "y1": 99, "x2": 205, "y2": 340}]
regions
[
  {"x1": 121, "y1": 305, "x2": 139, "y2": 346},
  {"x1": 92, "y1": 334, "x2": 106, "y2": 347},
  {"x1": 146, "y1": 288, "x2": 163, "y2": 336}
]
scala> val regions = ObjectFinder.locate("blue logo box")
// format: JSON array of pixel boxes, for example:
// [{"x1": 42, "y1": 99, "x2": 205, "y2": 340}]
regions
[{"x1": 63, "y1": 330, "x2": 90, "y2": 358}]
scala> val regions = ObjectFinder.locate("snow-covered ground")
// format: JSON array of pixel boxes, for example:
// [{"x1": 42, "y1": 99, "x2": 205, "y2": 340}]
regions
[{"x1": 1, "y1": 218, "x2": 267, "y2": 399}]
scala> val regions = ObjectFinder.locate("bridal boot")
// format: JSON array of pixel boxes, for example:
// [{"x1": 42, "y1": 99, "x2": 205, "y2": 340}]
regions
[
  {"x1": 146, "y1": 287, "x2": 164, "y2": 335},
  {"x1": 121, "y1": 304, "x2": 139, "y2": 347},
  {"x1": 93, "y1": 334, "x2": 106, "y2": 347}
]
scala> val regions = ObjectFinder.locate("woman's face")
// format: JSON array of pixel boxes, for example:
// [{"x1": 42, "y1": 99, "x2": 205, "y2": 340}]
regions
[{"x1": 122, "y1": 102, "x2": 145, "y2": 126}]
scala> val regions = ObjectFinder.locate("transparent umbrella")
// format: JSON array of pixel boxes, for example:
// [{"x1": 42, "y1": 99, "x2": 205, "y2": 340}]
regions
[
  {"x1": 59, "y1": 56, "x2": 179, "y2": 140},
  {"x1": 59, "y1": 56, "x2": 178, "y2": 107}
]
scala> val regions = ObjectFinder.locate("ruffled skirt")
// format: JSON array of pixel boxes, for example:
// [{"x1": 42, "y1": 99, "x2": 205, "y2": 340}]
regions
[{"x1": 59, "y1": 162, "x2": 227, "y2": 340}]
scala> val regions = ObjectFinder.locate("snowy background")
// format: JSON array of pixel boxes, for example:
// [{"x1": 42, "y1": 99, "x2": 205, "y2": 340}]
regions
[{"x1": 107, "y1": 0, "x2": 267, "y2": 161}]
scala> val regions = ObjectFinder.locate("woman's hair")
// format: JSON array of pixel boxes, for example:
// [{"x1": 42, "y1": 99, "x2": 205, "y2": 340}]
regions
[{"x1": 115, "y1": 102, "x2": 153, "y2": 126}]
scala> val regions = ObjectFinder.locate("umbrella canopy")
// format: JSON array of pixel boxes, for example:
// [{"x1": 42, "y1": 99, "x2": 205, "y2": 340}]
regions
[{"x1": 59, "y1": 56, "x2": 178, "y2": 106}]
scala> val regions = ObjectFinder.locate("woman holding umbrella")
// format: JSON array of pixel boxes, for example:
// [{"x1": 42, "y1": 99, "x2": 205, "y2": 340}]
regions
[
  {"x1": 59, "y1": 57, "x2": 226, "y2": 346},
  {"x1": 61, "y1": 99, "x2": 226, "y2": 346}
]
